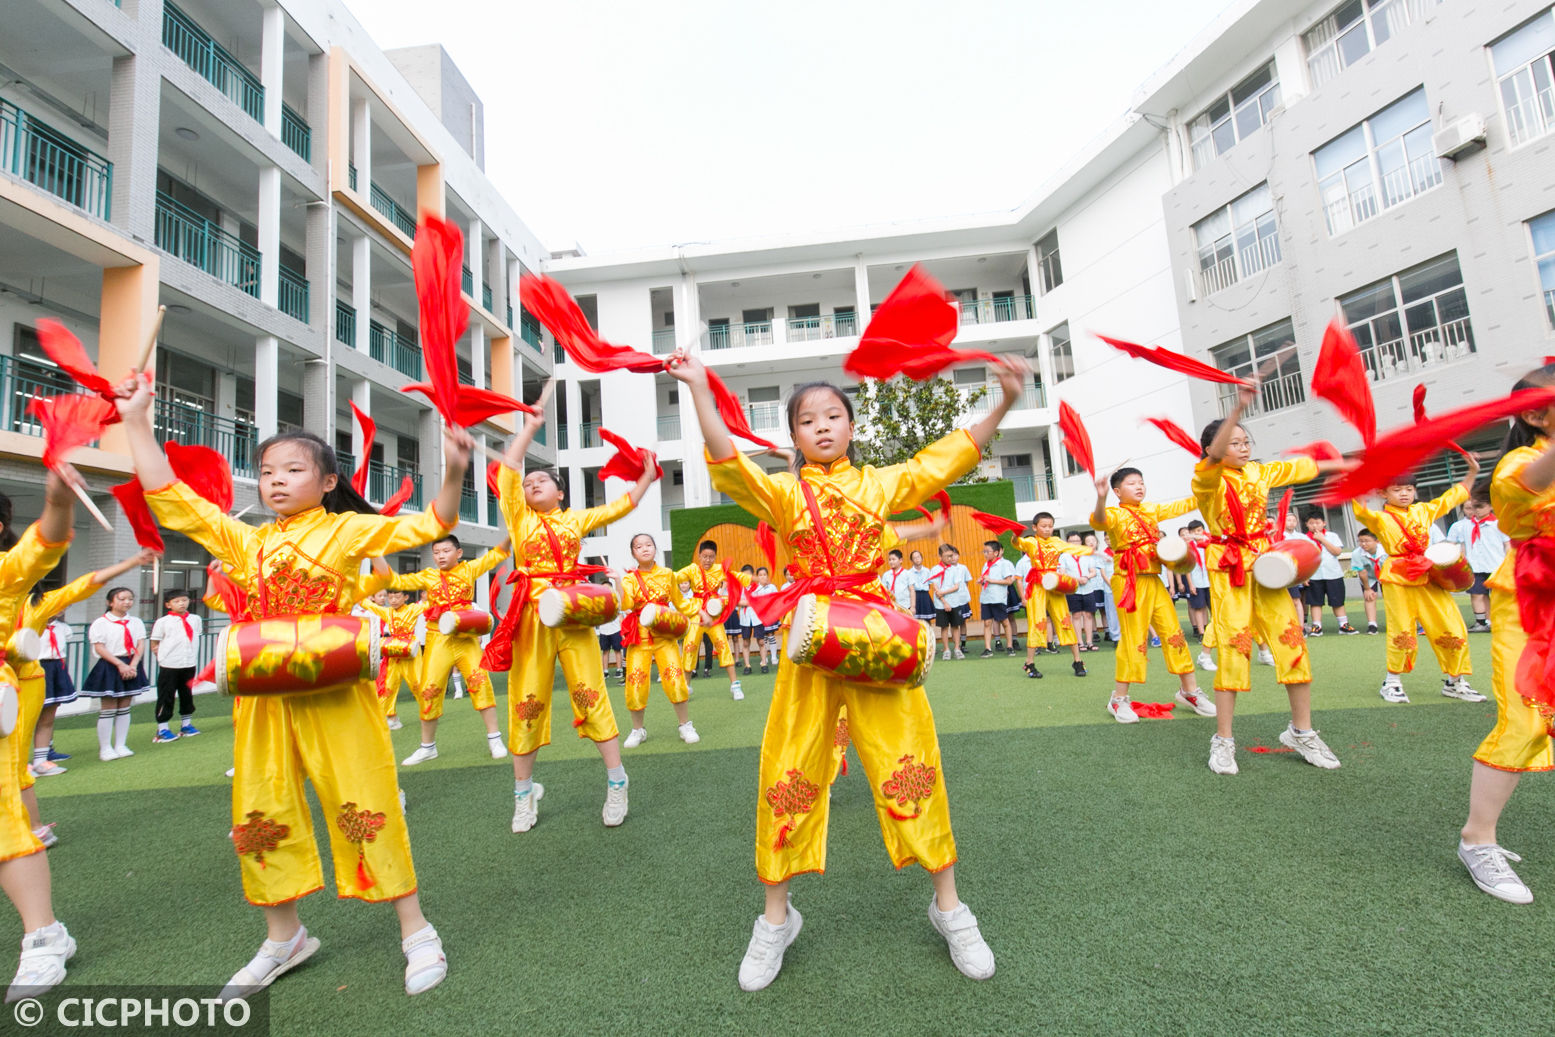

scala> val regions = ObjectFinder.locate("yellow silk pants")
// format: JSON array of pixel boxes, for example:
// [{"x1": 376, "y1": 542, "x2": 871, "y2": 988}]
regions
[
  {"x1": 1207, "y1": 572, "x2": 1311, "y2": 692},
  {"x1": 505, "y1": 604, "x2": 619, "y2": 755},
  {"x1": 1473, "y1": 590, "x2": 1552, "y2": 772},
  {"x1": 624, "y1": 637, "x2": 690, "y2": 712},
  {"x1": 379, "y1": 656, "x2": 421, "y2": 719},
  {"x1": 417, "y1": 632, "x2": 494, "y2": 721},
  {"x1": 1024, "y1": 587, "x2": 1076, "y2": 646},
  {"x1": 682, "y1": 621, "x2": 733, "y2": 670},
  {"x1": 12, "y1": 670, "x2": 43, "y2": 792},
  {"x1": 1110, "y1": 575, "x2": 1193, "y2": 685},
  {"x1": 1380, "y1": 582, "x2": 1471, "y2": 676}
]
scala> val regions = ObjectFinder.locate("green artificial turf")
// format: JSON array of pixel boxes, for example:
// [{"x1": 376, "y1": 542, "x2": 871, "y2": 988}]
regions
[{"x1": 23, "y1": 616, "x2": 1554, "y2": 1037}]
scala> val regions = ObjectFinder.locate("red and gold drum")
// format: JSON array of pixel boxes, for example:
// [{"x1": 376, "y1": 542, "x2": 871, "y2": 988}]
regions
[
  {"x1": 1252, "y1": 538, "x2": 1323, "y2": 590},
  {"x1": 5, "y1": 629, "x2": 41, "y2": 667},
  {"x1": 1155, "y1": 534, "x2": 1198, "y2": 575},
  {"x1": 639, "y1": 602, "x2": 690, "y2": 639},
  {"x1": 1041, "y1": 572, "x2": 1080, "y2": 594},
  {"x1": 1425, "y1": 542, "x2": 1474, "y2": 592},
  {"x1": 786, "y1": 594, "x2": 933, "y2": 687},
  {"x1": 380, "y1": 636, "x2": 421, "y2": 660},
  {"x1": 537, "y1": 585, "x2": 619, "y2": 629},
  {"x1": 216, "y1": 615, "x2": 378, "y2": 697},
  {"x1": 438, "y1": 608, "x2": 494, "y2": 636}
]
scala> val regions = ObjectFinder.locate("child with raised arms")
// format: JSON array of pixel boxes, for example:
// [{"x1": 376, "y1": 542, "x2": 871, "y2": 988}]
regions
[{"x1": 616, "y1": 532, "x2": 697, "y2": 747}]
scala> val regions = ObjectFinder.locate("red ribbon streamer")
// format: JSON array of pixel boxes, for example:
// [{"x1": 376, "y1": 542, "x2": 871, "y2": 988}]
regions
[
  {"x1": 1059, "y1": 401, "x2": 1095, "y2": 479},
  {"x1": 349, "y1": 402, "x2": 375, "y2": 496},
  {"x1": 1311, "y1": 317, "x2": 1377, "y2": 448},
  {"x1": 1096, "y1": 334, "x2": 1247, "y2": 386},
  {"x1": 1142, "y1": 417, "x2": 1202, "y2": 457}
]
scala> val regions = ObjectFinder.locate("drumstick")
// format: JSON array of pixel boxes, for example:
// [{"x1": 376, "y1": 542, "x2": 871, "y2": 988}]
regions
[
  {"x1": 152, "y1": 557, "x2": 160, "y2": 597},
  {"x1": 137, "y1": 305, "x2": 167, "y2": 374},
  {"x1": 534, "y1": 376, "x2": 556, "y2": 414},
  {"x1": 232, "y1": 504, "x2": 254, "y2": 520},
  {"x1": 70, "y1": 482, "x2": 113, "y2": 533}
]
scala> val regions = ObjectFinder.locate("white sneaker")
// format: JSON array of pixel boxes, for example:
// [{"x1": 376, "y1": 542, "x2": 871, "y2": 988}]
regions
[
  {"x1": 511, "y1": 782, "x2": 544, "y2": 833},
  {"x1": 927, "y1": 900, "x2": 995, "y2": 980},
  {"x1": 114, "y1": 746, "x2": 134, "y2": 758},
  {"x1": 99, "y1": 750, "x2": 116, "y2": 763},
  {"x1": 402, "y1": 924, "x2": 447, "y2": 995},
  {"x1": 623, "y1": 727, "x2": 648, "y2": 749},
  {"x1": 31, "y1": 824, "x2": 57, "y2": 849},
  {"x1": 1379, "y1": 678, "x2": 1409, "y2": 704},
  {"x1": 219, "y1": 926, "x2": 320, "y2": 1002},
  {"x1": 402, "y1": 744, "x2": 438, "y2": 766},
  {"x1": 1279, "y1": 724, "x2": 1341, "y2": 769},
  {"x1": 954, "y1": 648, "x2": 966, "y2": 660},
  {"x1": 387, "y1": 716, "x2": 403, "y2": 730},
  {"x1": 730, "y1": 681, "x2": 744, "y2": 701},
  {"x1": 486, "y1": 734, "x2": 507, "y2": 759},
  {"x1": 398, "y1": 787, "x2": 407, "y2": 813},
  {"x1": 1208, "y1": 735, "x2": 1238, "y2": 775},
  {"x1": 737, "y1": 902, "x2": 803, "y2": 992},
  {"x1": 1197, "y1": 650, "x2": 1217, "y2": 672},
  {"x1": 1443, "y1": 677, "x2": 1487, "y2": 703},
  {"x1": 1257, "y1": 647, "x2": 1275, "y2": 666},
  {"x1": 6, "y1": 922, "x2": 75, "y2": 1003},
  {"x1": 603, "y1": 777, "x2": 629, "y2": 827},
  {"x1": 1458, "y1": 841, "x2": 1533, "y2": 904},
  {"x1": 1176, "y1": 689, "x2": 1217, "y2": 717},
  {"x1": 33, "y1": 760, "x2": 65, "y2": 777},
  {"x1": 678, "y1": 722, "x2": 700, "y2": 744},
  {"x1": 941, "y1": 649, "x2": 952, "y2": 661},
  {"x1": 1107, "y1": 696, "x2": 1139, "y2": 724}
]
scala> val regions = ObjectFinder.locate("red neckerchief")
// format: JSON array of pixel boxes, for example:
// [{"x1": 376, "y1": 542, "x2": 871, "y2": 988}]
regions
[
  {"x1": 1112, "y1": 506, "x2": 1159, "y2": 612},
  {"x1": 168, "y1": 608, "x2": 193, "y2": 641},
  {"x1": 46, "y1": 623, "x2": 62, "y2": 658},
  {"x1": 747, "y1": 480, "x2": 887, "y2": 625},
  {"x1": 107, "y1": 615, "x2": 134, "y2": 654},
  {"x1": 980, "y1": 558, "x2": 998, "y2": 588},
  {"x1": 1471, "y1": 515, "x2": 1496, "y2": 545},
  {"x1": 621, "y1": 568, "x2": 665, "y2": 646},
  {"x1": 1383, "y1": 509, "x2": 1433, "y2": 581}
]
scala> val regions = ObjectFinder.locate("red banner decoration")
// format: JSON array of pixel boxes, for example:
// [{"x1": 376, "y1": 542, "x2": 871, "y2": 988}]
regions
[
  {"x1": 598, "y1": 427, "x2": 662, "y2": 483},
  {"x1": 1311, "y1": 317, "x2": 1377, "y2": 448},
  {"x1": 1058, "y1": 400, "x2": 1095, "y2": 479}
]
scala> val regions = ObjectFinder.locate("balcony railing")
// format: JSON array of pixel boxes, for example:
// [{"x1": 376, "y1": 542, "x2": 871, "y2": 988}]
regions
[
  {"x1": 162, "y1": 2, "x2": 264, "y2": 123},
  {"x1": 153, "y1": 397, "x2": 260, "y2": 479},
  {"x1": 957, "y1": 296, "x2": 1037, "y2": 325},
  {"x1": 657, "y1": 413, "x2": 681, "y2": 440},
  {"x1": 281, "y1": 102, "x2": 310, "y2": 162},
  {"x1": 1198, "y1": 235, "x2": 1281, "y2": 296},
  {"x1": 154, "y1": 191, "x2": 260, "y2": 298},
  {"x1": 963, "y1": 381, "x2": 1043, "y2": 416},
  {"x1": 369, "y1": 181, "x2": 416, "y2": 238},
  {"x1": 554, "y1": 342, "x2": 566, "y2": 365},
  {"x1": 706, "y1": 321, "x2": 772, "y2": 350},
  {"x1": 0, "y1": 356, "x2": 86, "y2": 440},
  {"x1": 335, "y1": 300, "x2": 355, "y2": 346},
  {"x1": 785, "y1": 312, "x2": 861, "y2": 341},
  {"x1": 1380, "y1": 154, "x2": 1442, "y2": 209},
  {"x1": 0, "y1": 100, "x2": 112, "y2": 220},
  {"x1": 745, "y1": 400, "x2": 782, "y2": 433},
  {"x1": 368, "y1": 461, "x2": 422, "y2": 510},
  {"x1": 482, "y1": 283, "x2": 493, "y2": 311},
  {"x1": 368, "y1": 319, "x2": 423, "y2": 379},
  {"x1": 1354, "y1": 316, "x2": 1477, "y2": 385},
  {"x1": 1505, "y1": 85, "x2": 1554, "y2": 148},
  {"x1": 459, "y1": 485, "x2": 478, "y2": 522},
  {"x1": 1009, "y1": 471, "x2": 1057, "y2": 503},
  {"x1": 462, "y1": 266, "x2": 473, "y2": 296},
  {"x1": 278, "y1": 265, "x2": 308, "y2": 323},
  {"x1": 1545, "y1": 288, "x2": 1555, "y2": 330},
  {"x1": 579, "y1": 422, "x2": 600, "y2": 449},
  {"x1": 1217, "y1": 368, "x2": 1307, "y2": 418},
  {"x1": 652, "y1": 330, "x2": 677, "y2": 354},
  {"x1": 537, "y1": 422, "x2": 549, "y2": 447},
  {"x1": 1199, "y1": 255, "x2": 1238, "y2": 296},
  {"x1": 348, "y1": 162, "x2": 357, "y2": 191},
  {"x1": 519, "y1": 311, "x2": 544, "y2": 352}
]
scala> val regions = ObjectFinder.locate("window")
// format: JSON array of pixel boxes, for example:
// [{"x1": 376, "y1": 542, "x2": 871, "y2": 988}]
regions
[
  {"x1": 1035, "y1": 231, "x2": 1063, "y2": 294},
  {"x1": 1303, "y1": 0, "x2": 1441, "y2": 88},
  {"x1": 1314, "y1": 87, "x2": 1440, "y2": 236},
  {"x1": 1188, "y1": 61, "x2": 1281, "y2": 168},
  {"x1": 950, "y1": 288, "x2": 979, "y2": 324},
  {"x1": 1341, "y1": 252, "x2": 1474, "y2": 382},
  {"x1": 1492, "y1": 8, "x2": 1555, "y2": 148},
  {"x1": 1192, "y1": 183, "x2": 1281, "y2": 295},
  {"x1": 1049, "y1": 323, "x2": 1074, "y2": 383},
  {"x1": 747, "y1": 385, "x2": 781, "y2": 433},
  {"x1": 1211, "y1": 320, "x2": 1304, "y2": 418},
  {"x1": 1062, "y1": 445, "x2": 1084, "y2": 478},
  {"x1": 834, "y1": 305, "x2": 858, "y2": 336},
  {"x1": 1532, "y1": 210, "x2": 1555, "y2": 329}
]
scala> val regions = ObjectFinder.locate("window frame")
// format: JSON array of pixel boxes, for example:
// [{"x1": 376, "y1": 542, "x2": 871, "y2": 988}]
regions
[
  {"x1": 1314, "y1": 87, "x2": 1441, "y2": 237},
  {"x1": 1490, "y1": 7, "x2": 1555, "y2": 149},
  {"x1": 1191, "y1": 183, "x2": 1282, "y2": 295},
  {"x1": 1188, "y1": 60, "x2": 1282, "y2": 168},
  {"x1": 1210, "y1": 319, "x2": 1304, "y2": 418},
  {"x1": 1048, "y1": 322, "x2": 1074, "y2": 383},
  {"x1": 1340, "y1": 252, "x2": 1475, "y2": 382}
]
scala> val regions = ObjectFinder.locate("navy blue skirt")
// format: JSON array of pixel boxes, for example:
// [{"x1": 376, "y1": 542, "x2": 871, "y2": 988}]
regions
[
  {"x1": 40, "y1": 658, "x2": 77, "y2": 707},
  {"x1": 80, "y1": 655, "x2": 148, "y2": 697}
]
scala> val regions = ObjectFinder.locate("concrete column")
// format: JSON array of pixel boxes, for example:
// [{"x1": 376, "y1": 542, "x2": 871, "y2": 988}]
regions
[
  {"x1": 260, "y1": 3, "x2": 284, "y2": 138},
  {"x1": 351, "y1": 380, "x2": 372, "y2": 459},
  {"x1": 351, "y1": 235, "x2": 371, "y2": 354},
  {"x1": 1273, "y1": 36, "x2": 1308, "y2": 107},
  {"x1": 258, "y1": 166, "x2": 280, "y2": 307},
  {"x1": 676, "y1": 272, "x2": 710, "y2": 508},
  {"x1": 351, "y1": 97, "x2": 371, "y2": 189},
  {"x1": 108, "y1": 53, "x2": 162, "y2": 240},
  {"x1": 216, "y1": 371, "x2": 238, "y2": 421},
  {"x1": 474, "y1": 434, "x2": 489, "y2": 525},
  {"x1": 301, "y1": 354, "x2": 333, "y2": 440},
  {"x1": 467, "y1": 218, "x2": 482, "y2": 306},
  {"x1": 470, "y1": 325, "x2": 487, "y2": 393},
  {"x1": 853, "y1": 258, "x2": 871, "y2": 317},
  {"x1": 255, "y1": 336, "x2": 280, "y2": 441},
  {"x1": 418, "y1": 404, "x2": 442, "y2": 515}
]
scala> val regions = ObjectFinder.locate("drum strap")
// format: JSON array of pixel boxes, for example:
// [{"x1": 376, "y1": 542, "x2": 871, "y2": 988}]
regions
[
  {"x1": 1382, "y1": 510, "x2": 1432, "y2": 581},
  {"x1": 746, "y1": 481, "x2": 887, "y2": 626}
]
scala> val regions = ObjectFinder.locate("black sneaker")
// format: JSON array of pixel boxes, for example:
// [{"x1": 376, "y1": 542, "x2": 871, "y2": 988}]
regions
[
  {"x1": 994, "y1": 638, "x2": 1004, "y2": 651},
  {"x1": 1025, "y1": 663, "x2": 1043, "y2": 679},
  {"x1": 1308, "y1": 626, "x2": 1323, "y2": 637},
  {"x1": 1073, "y1": 661, "x2": 1087, "y2": 677},
  {"x1": 702, "y1": 666, "x2": 712, "y2": 678},
  {"x1": 980, "y1": 649, "x2": 993, "y2": 659},
  {"x1": 1337, "y1": 624, "x2": 1360, "y2": 635},
  {"x1": 743, "y1": 665, "x2": 752, "y2": 676},
  {"x1": 761, "y1": 662, "x2": 769, "y2": 674},
  {"x1": 1011, "y1": 639, "x2": 1022, "y2": 652},
  {"x1": 1367, "y1": 624, "x2": 1379, "y2": 635}
]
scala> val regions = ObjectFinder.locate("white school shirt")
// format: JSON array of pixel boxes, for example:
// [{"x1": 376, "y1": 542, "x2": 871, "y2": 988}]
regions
[
  {"x1": 881, "y1": 566, "x2": 915, "y2": 612},
  {"x1": 748, "y1": 582, "x2": 779, "y2": 619},
  {"x1": 596, "y1": 612, "x2": 622, "y2": 637},
  {"x1": 1447, "y1": 516, "x2": 1510, "y2": 574},
  {"x1": 1351, "y1": 545, "x2": 1387, "y2": 582},
  {"x1": 1306, "y1": 530, "x2": 1345, "y2": 581},
  {"x1": 40, "y1": 619, "x2": 72, "y2": 661},
  {"x1": 978, "y1": 557, "x2": 1016, "y2": 605},
  {"x1": 150, "y1": 612, "x2": 204, "y2": 668},
  {"x1": 929, "y1": 563, "x2": 972, "y2": 609},
  {"x1": 90, "y1": 614, "x2": 146, "y2": 659}
]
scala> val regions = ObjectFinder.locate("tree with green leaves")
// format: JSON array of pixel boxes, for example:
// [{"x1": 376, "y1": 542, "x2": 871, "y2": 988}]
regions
[{"x1": 852, "y1": 376, "x2": 994, "y2": 481}]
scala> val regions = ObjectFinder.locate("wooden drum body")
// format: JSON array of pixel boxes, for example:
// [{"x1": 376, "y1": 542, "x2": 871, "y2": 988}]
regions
[
  {"x1": 785, "y1": 594, "x2": 933, "y2": 687},
  {"x1": 639, "y1": 602, "x2": 689, "y2": 639},
  {"x1": 1252, "y1": 538, "x2": 1323, "y2": 590},
  {"x1": 1155, "y1": 534, "x2": 1197, "y2": 575},
  {"x1": 1041, "y1": 572, "x2": 1080, "y2": 594},
  {"x1": 216, "y1": 615, "x2": 378, "y2": 697},
  {"x1": 438, "y1": 608, "x2": 493, "y2": 636},
  {"x1": 537, "y1": 585, "x2": 619, "y2": 629},
  {"x1": 1425, "y1": 542, "x2": 1474, "y2": 592}
]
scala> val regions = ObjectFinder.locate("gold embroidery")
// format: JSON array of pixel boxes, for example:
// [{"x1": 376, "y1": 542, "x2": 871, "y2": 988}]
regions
[
  {"x1": 232, "y1": 809, "x2": 289, "y2": 868},
  {"x1": 881, "y1": 754, "x2": 937, "y2": 820},
  {"x1": 514, "y1": 693, "x2": 544, "y2": 725}
]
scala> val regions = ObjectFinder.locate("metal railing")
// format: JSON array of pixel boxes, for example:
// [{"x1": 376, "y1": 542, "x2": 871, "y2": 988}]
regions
[
  {"x1": 335, "y1": 300, "x2": 355, "y2": 346},
  {"x1": 536, "y1": 422, "x2": 549, "y2": 447},
  {"x1": 487, "y1": 494, "x2": 501, "y2": 528},
  {"x1": 1009, "y1": 471, "x2": 1057, "y2": 502},
  {"x1": 1218, "y1": 367, "x2": 1307, "y2": 418},
  {"x1": 368, "y1": 461, "x2": 422, "y2": 510},
  {"x1": 746, "y1": 400, "x2": 782, "y2": 432},
  {"x1": 554, "y1": 342, "x2": 566, "y2": 365},
  {"x1": 482, "y1": 283, "x2": 492, "y2": 311},
  {"x1": 1380, "y1": 154, "x2": 1442, "y2": 209},
  {"x1": 368, "y1": 319, "x2": 422, "y2": 379},
  {"x1": 154, "y1": 397, "x2": 259, "y2": 479},
  {"x1": 462, "y1": 266, "x2": 473, "y2": 296},
  {"x1": 652, "y1": 330, "x2": 677, "y2": 354},
  {"x1": 785, "y1": 312, "x2": 862, "y2": 340},
  {"x1": 0, "y1": 355, "x2": 86, "y2": 439},
  {"x1": 348, "y1": 162, "x2": 357, "y2": 191},
  {"x1": 1241, "y1": 233, "x2": 1281, "y2": 277},
  {"x1": 657, "y1": 413, "x2": 681, "y2": 440},
  {"x1": 1355, "y1": 317, "x2": 1477, "y2": 384},
  {"x1": 706, "y1": 321, "x2": 773, "y2": 350},
  {"x1": 520, "y1": 311, "x2": 544, "y2": 351},
  {"x1": 154, "y1": 191, "x2": 260, "y2": 297},
  {"x1": 162, "y1": 2, "x2": 263, "y2": 122},
  {"x1": 369, "y1": 181, "x2": 416, "y2": 238},
  {"x1": 962, "y1": 381, "x2": 1043, "y2": 416},
  {"x1": 0, "y1": 99, "x2": 112, "y2": 219},
  {"x1": 277, "y1": 265, "x2": 308, "y2": 323},
  {"x1": 459, "y1": 486, "x2": 478, "y2": 522},
  {"x1": 1199, "y1": 254, "x2": 1239, "y2": 296},
  {"x1": 1199, "y1": 235, "x2": 1282, "y2": 295},
  {"x1": 957, "y1": 295, "x2": 1037, "y2": 325},
  {"x1": 281, "y1": 102, "x2": 310, "y2": 161},
  {"x1": 1506, "y1": 85, "x2": 1555, "y2": 148},
  {"x1": 579, "y1": 422, "x2": 601, "y2": 448}
]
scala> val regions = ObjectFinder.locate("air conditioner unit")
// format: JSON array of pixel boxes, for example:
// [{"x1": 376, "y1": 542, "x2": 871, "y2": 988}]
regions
[{"x1": 1433, "y1": 114, "x2": 1487, "y2": 160}]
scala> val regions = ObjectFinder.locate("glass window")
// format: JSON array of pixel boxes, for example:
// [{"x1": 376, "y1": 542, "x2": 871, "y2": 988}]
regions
[
  {"x1": 1210, "y1": 319, "x2": 1303, "y2": 417},
  {"x1": 1491, "y1": 9, "x2": 1555, "y2": 147},
  {"x1": 1049, "y1": 323, "x2": 1074, "y2": 383},
  {"x1": 1035, "y1": 230, "x2": 1063, "y2": 293},
  {"x1": 1532, "y1": 210, "x2": 1555, "y2": 329},
  {"x1": 1314, "y1": 87, "x2": 1441, "y2": 236},
  {"x1": 1341, "y1": 252, "x2": 1474, "y2": 382},
  {"x1": 1192, "y1": 183, "x2": 1281, "y2": 294},
  {"x1": 1303, "y1": 0, "x2": 1441, "y2": 88},
  {"x1": 1189, "y1": 61, "x2": 1281, "y2": 168}
]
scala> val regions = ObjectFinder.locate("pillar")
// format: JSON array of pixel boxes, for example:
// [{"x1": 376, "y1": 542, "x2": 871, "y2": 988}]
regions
[
  {"x1": 351, "y1": 234, "x2": 371, "y2": 354},
  {"x1": 255, "y1": 336, "x2": 280, "y2": 442},
  {"x1": 258, "y1": 166, "x2": 281, "y2": 307},
  {"x1": 260, "y1": 3, "x2": 284, "y2": 139}
]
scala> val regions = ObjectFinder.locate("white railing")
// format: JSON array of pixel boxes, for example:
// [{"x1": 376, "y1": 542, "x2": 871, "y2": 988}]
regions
[
  {"x1": 957, "y1": 295, "x2": 1037, "y2": 324},
  {"x1": 1240, "y1": 233, "x2": 1281, "y2": 277},
  {"x1": 961, "y1": 382, "x2": 1042, "y2": 416},
  {"x1": 746, "y1": 400, "x2": 782, "y2": 432},
  {"x1": 783, "y1": 312, "x2": 860, "y2": 342},
  {"x1": 1199, "y1": 254, "x2": 1238, "y2": 295},
  {"x1": 1507, "y1": 86, "x2": 1555, "y2": 148},
  {"x1": 1358, "y1": 316, "x2": 1475, "y2": 382},
  {"x1": 706, "y1": 321, "x2": 774, "y2": 350},
  {"x1": 1190, "y1": 134, "x2": 1218, "y2": 171},
  {"x1": 1219, "y1": 368, "x2": 1305, "y2": 418},
  {"x1": 1323, "y1": 181, "x2": 1379, "y2": 236},
  {"x1": 1380, "y1": 154, "x2": 1441, "y2": 209}
]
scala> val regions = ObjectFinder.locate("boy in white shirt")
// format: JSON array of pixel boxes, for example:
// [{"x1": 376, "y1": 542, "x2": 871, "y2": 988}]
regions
[
  {"x1": 928, "y1": 544, "x2": 972, "y2": 660},
  {"x1": 977, "y1": 541, "x2": 1019, "y2": 657},
  {"x1": 747, "y1": 567, "x2": 781, "y2": 673},
  {"x1": 882, "y1": 549, "x2": 916, "y2": 613},
  {"x1": 149, "y1": 590, "x2": 204, "y2": 743},
  {"x1": 1348, "y1": 529, "x2": 1387, "y2": 635},
  {"x1": 1302, "y1": 512, "x2": 1359, "y2": 636},
  {"x1": 1446, "y1": 489, "x2": 1509, "y2": 632}
]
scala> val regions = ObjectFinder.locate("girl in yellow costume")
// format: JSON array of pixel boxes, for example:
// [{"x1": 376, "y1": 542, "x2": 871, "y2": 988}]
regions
[
  {"x1": 668, "y1": 349, "x2": 1029, "y2": 992},
  {"x1": 1457, "y1": 364, "x2": 1555, "y2": 903},
  {"x1": 1089, "y1": 467, "x2": 1215, "y2": 722},
  {"x1": 1193, "y1": 382, "x2": 1351, "y2": 776},
  {"x1": 1013, "y1": 512, "x2": 1089, "y2": 679},
  {"x1": 116, "y1": 376, "x2": 473, "y2": 999},
  {"x1": 676, "y1": 542, "x2": 748, "y2": 698},
  {"x1": 617, "y1": 532, "x2": 696, "y2": 748},
  {"x1": 0, "y1": 473, "x2": 81, "y2": 1003},
  {"x1": 487, "y1": 410, "x2": 658, "y2": 834},
  {"x1": 358, "y1": 585, "x2": 427, "y2": 730},
  {"x1": 1352, "y1": 465, "x2": 1484, "y2": 704}
]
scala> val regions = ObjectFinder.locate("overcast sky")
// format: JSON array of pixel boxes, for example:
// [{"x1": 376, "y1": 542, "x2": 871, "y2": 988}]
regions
[{"x1": 348, "y1": 0, "x2": 1233, "y2": 256}]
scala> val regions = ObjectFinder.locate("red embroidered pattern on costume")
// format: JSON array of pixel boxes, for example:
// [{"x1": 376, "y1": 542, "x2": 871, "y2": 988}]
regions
[
  {"x1": 1434, "y1": 633, "x2": 1467, "y2": 652},
  {"x1": 259, "y1": 553, "x2": 345, "y2": 617},
  {"x1": 1165, "y1": 630, "x2": 1188, "y2": 651},
  {"x1": 786, "y1": 486, "x2": 884, "y2": 577},
  {"x1": 833, "y1": 717, "x2": 851, "y2": 749},
  {"x1": 570, "y1": 683, "x2": 600, "y2": 713},
  {"x1": 336, "y1": 802, "x2": 387, "y2": 846},
  {"x1": 232, "y1": 809, "x2": 288, "y2": 868},
  {"x1": 1138, "y1": 642, "x2": 1149, "y2": 655},
  {"x1": 1521, "y1": 695, "x2": 1555, "y2": 737},
  {"x1": 521, "y1": 526, "x2": 580, "y2": 569},
  {"x1": 1229, "y1": 629, "x2": 1255, "y2": 656},
  {"x1": 427, "y1": 571, "x2": 474, "y2": 611},
  {"x1": 663, "y1": 664, "x2": 684, "y2": 686},
  {"x1": 1060, "y1": 617, "x2": 1075, "y2": 634},
  {"x1": 625, "y1": 668, "x2": 649, "y2": 693},
  {"x1": 514, "y1": 693, "x2": 544, "y2": 725},
  {"x1": 765, "y1": 768, "x2": 821, "y2": 818},
  {"x1": 881, "y1": 754, "x2": 937, "y2": 820},
  {"x1": 1391, "y1": 632, "x2": 1418, "y2": 653},
  {"x1": 1279, "y1": 621, "x2": 1305, "y2": 651}
]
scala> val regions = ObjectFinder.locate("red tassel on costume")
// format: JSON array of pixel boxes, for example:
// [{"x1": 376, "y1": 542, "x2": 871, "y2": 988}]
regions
[
  {"x1": 886, "y1": 806, "x2": 917, "y2": 821},
  {"x1": 755, "y1": 522, "x2": 777, "y2": 574},
  {"x1": 349, "y1": 402, "x2": 375, "y2": 496},
  {"x1": 971, "y1": 510, "x2": 1027, "y2": 536},
  {"x1": 356, "y1": 857, "x2": 374, "y2": 892},
  {"x1": 29, "y1": 394, "x2": 117, "y2": 468},
  {"x1": 572, "y1": 716, "x2": 585, "y2": 728},
  {"x1": 1058, "y1": 401, "x2": 1095, "y2": 479},
  {"x1": 36, "y1": 319, "x2": 119, "y2": 402},
  {"x1": 1410, "y1": 383, "x2": 1473, "y2": 460},
  {"x1": 379, "y1": 476, "x2": 416, "y2": 517},
  {"x1": 111, "y1": 481, "x2": 165, "y2": 553},
  {"x1": 166, "y1": 443, "x2": 233, "y2": 512},
  {"x1": 1319, "y1": 387, "x2": 1555, "y2": 503},
  {"x1": 1284, "y1": 441, "x2": 1343, "y2": 462},
  {"x1": 722, "y1": 562, "x2": 745, "y2": 612},
  {"x1": 838, "y1": 757, "x2": 847, "y2": 776},
  {"x1": 843, "y1": 266, "x2": 999, "y2": 381},
  {"x1": 1311, "y1": 318, "x2": 1377, "y2": 447},
  {"x1": 774, "y1": 823, "x2": 794, "y2": 850},
  {"x1": 598, "y1": 427, "x2": 663, "y2": 483},
  {"x1": 520, "y1": 275, "x2": 663, "y2": 374},
  {"x1": 707, "y1": 371, "x2": 779, "y2": 450},
  {"x1": 1096, "y1": 334, "x2": 1247, "y2": 386},
  {"x1": 1142, "y1": 417, "x2": 1201, "y2": 457}
]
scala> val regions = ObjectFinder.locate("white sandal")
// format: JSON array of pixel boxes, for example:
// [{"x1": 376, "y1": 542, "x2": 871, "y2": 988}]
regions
[
  {"x1": 402, "y1": 925, "x2": 447, "y2": 995},
  {"x1": 6, "y1": 923, "x2": 75, "y2": 1003},
  {"x1": 219, "y1": 927, "x2": 319, "y2": 1002}
]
